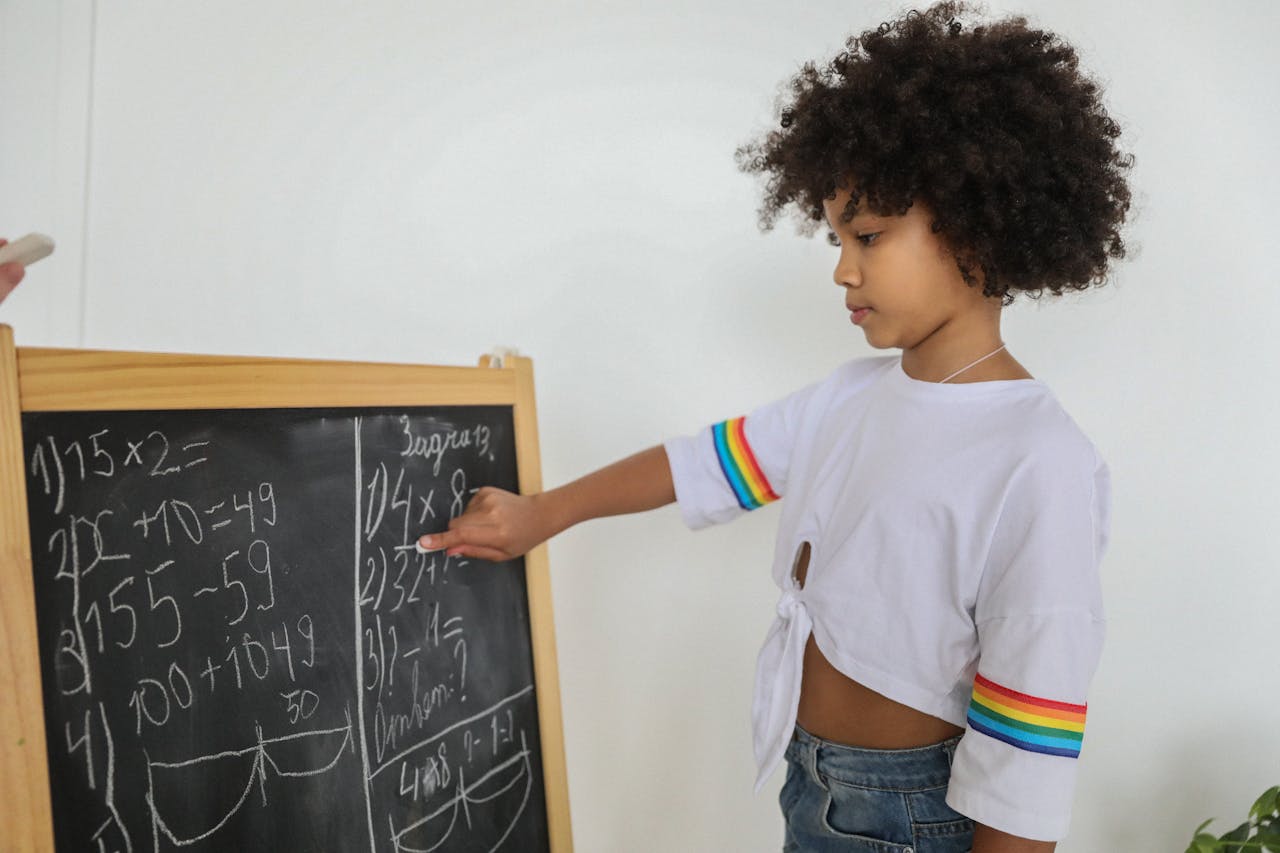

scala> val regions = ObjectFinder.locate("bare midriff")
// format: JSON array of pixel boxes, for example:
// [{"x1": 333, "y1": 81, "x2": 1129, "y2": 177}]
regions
[{"x1": 791, "y1": 541, "x2": 966, "y2": 748}]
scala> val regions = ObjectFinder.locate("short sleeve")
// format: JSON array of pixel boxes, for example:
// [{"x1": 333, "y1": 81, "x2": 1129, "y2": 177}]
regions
[
  {"x1": 945, "y1": 443, "x2": 1112, "y2": 841},
  {"x1": 661, "y1": 375, "x2": 827, "y2": 531}
]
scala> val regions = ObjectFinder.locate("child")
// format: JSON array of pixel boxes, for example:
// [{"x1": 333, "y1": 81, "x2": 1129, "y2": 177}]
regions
[{"x1": 418, "y1": 1, "x2": 1133, "y2": 850}]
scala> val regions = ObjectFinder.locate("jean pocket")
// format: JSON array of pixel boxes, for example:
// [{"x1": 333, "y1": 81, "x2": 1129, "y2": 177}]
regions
[
  {"x1": 819, "y1": 776, "x2": 916, "y2": 852},
  {"x1": 906, "y1": 785, "x2": 975, "y2": 853}
]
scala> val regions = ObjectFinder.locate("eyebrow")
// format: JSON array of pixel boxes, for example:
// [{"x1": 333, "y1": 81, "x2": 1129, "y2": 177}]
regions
[{"x1": 825, "y1": 210, "x2": 881, "y2": 229}]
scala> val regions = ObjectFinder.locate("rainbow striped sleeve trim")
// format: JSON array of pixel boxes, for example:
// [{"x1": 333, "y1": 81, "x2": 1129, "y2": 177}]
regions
[
  {"x1": 711, "y1": 416, "x2": 780, "y2": 510},
  {"x1": 966, "y1": 672, "x2": 1087, "y2": 758}
]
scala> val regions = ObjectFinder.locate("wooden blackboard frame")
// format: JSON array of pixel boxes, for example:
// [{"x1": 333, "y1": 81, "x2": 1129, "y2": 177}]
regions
[{"x1": 0, "y1": 324, "x2": 572, "y2": 852}]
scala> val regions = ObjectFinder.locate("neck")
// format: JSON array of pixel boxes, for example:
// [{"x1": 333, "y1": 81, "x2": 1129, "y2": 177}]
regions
[
  {"x1": 906, "y1": 294, "x2": 1024, "y2": 379},
  {"x1": 901, "y1": 337, "x2": 1013, "y2": 383}
]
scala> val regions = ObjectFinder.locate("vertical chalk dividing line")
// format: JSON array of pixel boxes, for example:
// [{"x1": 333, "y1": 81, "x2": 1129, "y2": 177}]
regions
[{"x1": 354, "y1": 417, "x2": 377, "y2": 851}]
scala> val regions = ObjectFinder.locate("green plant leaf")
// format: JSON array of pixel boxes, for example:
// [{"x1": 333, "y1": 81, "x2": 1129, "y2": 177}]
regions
[
  {"x1": 1188, "y1": 787, "x2": 1280, "y2": 852},
  {"x1": 1189, "y1": 834, "x2": 1219, "y2": 853},
  {"x1": 1220, "y1": 819, "x2": 1252, "y2": 853},
  {"x1": 1251, "y1": 786, "x2": 1280, "y2": 822},
  {"x1": 1254, "y1": 824, "x2": 1280, "y2": 852}
]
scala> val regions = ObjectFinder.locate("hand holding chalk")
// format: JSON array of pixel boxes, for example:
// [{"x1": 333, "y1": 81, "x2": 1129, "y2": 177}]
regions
[
  {"x1": 0, "y1": 233, "x2": 55, "y2": 306},
  {"x1": 416, "y1": 486, "x2": 554, "y2": 563}
]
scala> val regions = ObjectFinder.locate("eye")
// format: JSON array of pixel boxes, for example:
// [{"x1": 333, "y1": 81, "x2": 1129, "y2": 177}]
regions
[{"x1": 826, "y1": 230, "x2": 879, "y2": 247}]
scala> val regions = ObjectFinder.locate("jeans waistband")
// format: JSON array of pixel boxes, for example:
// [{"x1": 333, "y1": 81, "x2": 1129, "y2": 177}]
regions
[{"x1": 789, "y1": 722, "x2": 962, "y2": 791}]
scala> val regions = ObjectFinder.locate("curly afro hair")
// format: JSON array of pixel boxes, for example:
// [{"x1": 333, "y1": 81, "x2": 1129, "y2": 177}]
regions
[{"x1": 734, "y1": 0, "x2": 1136, "y2": 306}]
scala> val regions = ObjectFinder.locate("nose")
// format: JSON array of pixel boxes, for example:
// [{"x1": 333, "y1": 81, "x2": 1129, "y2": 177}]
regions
[{"x1": 833, "y1": 252, "x2": 860, "y2": 290}]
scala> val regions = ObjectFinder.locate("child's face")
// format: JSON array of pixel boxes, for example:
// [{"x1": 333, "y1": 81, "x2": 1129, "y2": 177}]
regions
[{"x1": 822, "y1": 184, "x2": 999, "y2": 351}]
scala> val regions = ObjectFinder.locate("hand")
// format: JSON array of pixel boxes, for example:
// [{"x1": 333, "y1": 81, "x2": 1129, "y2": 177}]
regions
[
  {"x1": 0, "y1": 238, "x2": 27, "y2": 305},
  {"x1": 417, "y1": 486, "x2": 556, "y2": 562}
]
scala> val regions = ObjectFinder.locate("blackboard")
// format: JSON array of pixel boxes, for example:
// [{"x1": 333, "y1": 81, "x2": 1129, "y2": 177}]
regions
[{"x1": 0, "y1": 333, "x2": 573, "y2": 853}]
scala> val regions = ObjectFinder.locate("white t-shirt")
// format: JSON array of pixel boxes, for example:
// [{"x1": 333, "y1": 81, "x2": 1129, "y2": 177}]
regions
[{"x1": 661, "y1": 353, "x2": 1111, "y2": 842}]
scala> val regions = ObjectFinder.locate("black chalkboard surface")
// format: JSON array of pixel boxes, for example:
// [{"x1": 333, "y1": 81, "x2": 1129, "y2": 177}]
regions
[
  {"x1": 20, "y1": 404, "x2": 550, "y2": 852},
  {"x1": 0, "y1": 327, "x2": 576, "y2": 853}
]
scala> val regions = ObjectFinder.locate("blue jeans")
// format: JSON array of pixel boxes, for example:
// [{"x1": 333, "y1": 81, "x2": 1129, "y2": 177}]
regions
[{"x1": 779, "y1": 722, "x2": 975, "y2": 853}]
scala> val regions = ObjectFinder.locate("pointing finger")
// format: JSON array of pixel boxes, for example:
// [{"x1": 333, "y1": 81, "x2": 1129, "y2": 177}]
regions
[
  {"x1": 417, "y1": 527, "x2": 483, "y2": 553},
  {"x1": 417, "y1": 533, "x2": 446, "y2": 553}
]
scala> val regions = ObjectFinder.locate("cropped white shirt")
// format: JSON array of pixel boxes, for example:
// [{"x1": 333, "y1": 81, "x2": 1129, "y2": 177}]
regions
[{"x1": 661, "y1": 354, "x2": 1111, "y2": 842}]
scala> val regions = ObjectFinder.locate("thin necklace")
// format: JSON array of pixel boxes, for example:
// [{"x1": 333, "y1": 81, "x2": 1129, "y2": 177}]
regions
[{"x1": 938, "y1": 343, "x2": 1008, "y2": 383}]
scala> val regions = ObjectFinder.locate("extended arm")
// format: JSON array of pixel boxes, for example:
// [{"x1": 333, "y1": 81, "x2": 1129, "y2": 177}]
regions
[
  {"x1": 540, "y1": 444, "x2": 676, "y2": 536},
  {"x1": 417, "y1": 444, "x2": 675, "y2": 561}
]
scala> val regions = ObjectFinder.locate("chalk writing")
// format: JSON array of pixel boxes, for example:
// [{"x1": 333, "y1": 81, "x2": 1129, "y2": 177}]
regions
[{"x1": 23, "y1": 406, "x2": 550, "y2": 851}]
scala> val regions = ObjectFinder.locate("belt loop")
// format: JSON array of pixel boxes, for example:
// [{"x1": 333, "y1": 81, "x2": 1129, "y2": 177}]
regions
[
  {"x1": 804, "y1": 732, "x2": 826, "y2": 790},
  {"x1": 944, "y1": 734, "x2": 960, "y2": 768}
]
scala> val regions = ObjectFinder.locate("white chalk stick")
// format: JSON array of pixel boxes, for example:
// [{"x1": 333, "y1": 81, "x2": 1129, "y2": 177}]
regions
[{"x1": 0, "y1": 233, "x2": 55, "y2": 267}]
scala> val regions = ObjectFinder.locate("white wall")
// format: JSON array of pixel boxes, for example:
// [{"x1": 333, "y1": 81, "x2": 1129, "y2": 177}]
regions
[{"x1": 3, "y1": 1, "x2": 1278, "y2": 851}]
